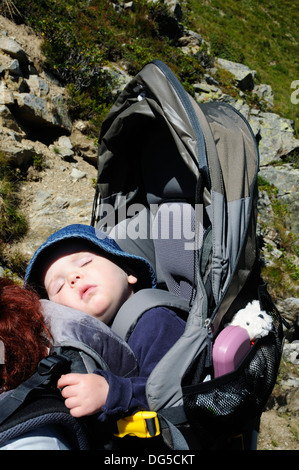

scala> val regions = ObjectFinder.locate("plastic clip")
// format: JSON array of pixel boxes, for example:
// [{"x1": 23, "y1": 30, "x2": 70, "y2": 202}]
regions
[
  {"x1": 115, "y1": 411, "x2": 160, "y2": 438},
  {"x1": 38, "y1": 353, "x2": 71, "y2": 381}
]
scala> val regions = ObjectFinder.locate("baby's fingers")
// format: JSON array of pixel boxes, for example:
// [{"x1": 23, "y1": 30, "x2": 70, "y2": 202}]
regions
[{"x1": 57, "y1": 373, "x2": 81, "y2": 389}]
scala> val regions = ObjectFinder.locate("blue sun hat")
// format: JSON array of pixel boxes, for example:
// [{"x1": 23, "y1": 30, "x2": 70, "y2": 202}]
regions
[{"x1": 25, "y1": 224, "x2": 157, "y2": 296}]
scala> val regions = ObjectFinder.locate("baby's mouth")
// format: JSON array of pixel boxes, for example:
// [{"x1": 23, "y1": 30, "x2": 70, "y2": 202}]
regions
[{"x1": 80, "y1": 285, "x2": 96, "y2": 300}]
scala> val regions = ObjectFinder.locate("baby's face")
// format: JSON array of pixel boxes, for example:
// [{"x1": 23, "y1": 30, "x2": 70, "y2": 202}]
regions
[{"x1": 43, "y1": 243, "x2": 137, "y2": 324}]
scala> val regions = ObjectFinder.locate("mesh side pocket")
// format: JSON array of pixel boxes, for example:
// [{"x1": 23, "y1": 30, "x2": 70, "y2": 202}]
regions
[{"x1": 182, "y1": 327, "x2": 283, "y2": 439}]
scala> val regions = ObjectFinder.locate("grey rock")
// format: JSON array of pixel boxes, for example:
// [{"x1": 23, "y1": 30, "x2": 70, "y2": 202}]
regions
[
  {"x1": 0, "y1": 142, "x2": 38, "y2": 166},
  {"x1": 165, "y1": 0, "x2": 183, "y2": 20},
  {"x1": 26, "y1": 75, "x2": 49, "y2": 97},
  {"x1": 103, "y1": 64, "x2": 131, "y2": 98},
  {"x1": 253, "y1": 83, "x2": 274, "y2": 108},
  {"x1": 282, "y1": 342, "x2": 299, "y2": 365},
  {"x1": 194, "y1": 80, "x2": 224, "y2": 102},
  {"x1": 285, "y1": 387, "x2": 299, "y2": 414},
  {"x1": 51, "y1": 94, "x2": 72, "y2": 132},
  {"x1": 0, "y1": 83, "x2": 14, "y2": 105},
  {"x1": 259, "y1": 165, "x2": 299, "y2": 233},
  {"x1": 49, "y1": 136, "x2": 75, "y2": 160},
  {"x1": 13, "y1": 91, "x2": 72, "y2": 132},
  {"x1": 149, "y1": 0, "x2": 182, "y2": 20},
  {"x1": 8, "y1": 58, "x2": 21, "y2": 76},
  {"x1": 276, "y1": 297, "x2": 299, "y2": 341},
  {"x1": 49, "y1": 144, "x2": 74, "y2": 160},
  {"x1": 0, "y1": 104, "x2": 24, "y2": 133},
  {"x1": 13, "y1": 92, "x2": 50, "y2": 124},
  {"x1": 57, "y1": 136, "x2": 73, "y2": 149},
  {"x1": 70, "y1": 168, "x2": 87, "y2": 181},
  {"x1": 0, "y1": 37, "x2": 28, "y2": 63},
  {"x1": 216, "y1": 58, "x2": 257, "y2": 91},
  {"x1": 249, "y1": 112, "x2": 299, "y2": 165}
]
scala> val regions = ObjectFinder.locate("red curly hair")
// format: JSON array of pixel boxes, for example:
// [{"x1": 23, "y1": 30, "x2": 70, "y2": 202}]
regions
[{"x1": 0, "y1": 277, "x2": 51, "y2": 392}]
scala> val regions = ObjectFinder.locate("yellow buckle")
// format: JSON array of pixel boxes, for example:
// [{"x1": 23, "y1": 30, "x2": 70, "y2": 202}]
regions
[{"x1": 115, "y1": 411, "x2": 160, "y2": 438}]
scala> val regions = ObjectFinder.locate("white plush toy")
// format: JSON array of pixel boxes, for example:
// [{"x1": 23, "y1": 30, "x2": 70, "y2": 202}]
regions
[{"x1": 229, "y1": 300, "x2": 273, "y2": 341}]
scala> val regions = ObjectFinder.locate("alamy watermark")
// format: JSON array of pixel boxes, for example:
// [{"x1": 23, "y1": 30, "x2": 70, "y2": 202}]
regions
[
  {"x1": 290, "y1": 80, "x2": 299, "y2": 104},
  {"x1": 96, "y1": 200, "x2": 205, "y2": 251}
]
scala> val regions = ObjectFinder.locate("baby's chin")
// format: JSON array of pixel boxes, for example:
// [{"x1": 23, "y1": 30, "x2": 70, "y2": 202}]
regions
[{"x1": 81, "y1": 299, "x2": 116, "y2": 324}]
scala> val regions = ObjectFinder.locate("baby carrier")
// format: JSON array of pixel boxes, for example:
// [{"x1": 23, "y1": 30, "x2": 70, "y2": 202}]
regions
[
  {"x1": 90, "y1": 60, "x2": 284, "y2": 450},
  {"x1": 0, "y1": 300, "x2": 139, "y2": 450}
]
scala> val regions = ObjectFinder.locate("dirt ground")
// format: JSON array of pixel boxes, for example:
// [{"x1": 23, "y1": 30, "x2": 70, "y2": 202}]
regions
[
  {"x1": 0, "y1": 14, "x2": 46, "y2": 72},
  {"x1": 258, "y1": 410, "x2": 298, "y2": 450}
]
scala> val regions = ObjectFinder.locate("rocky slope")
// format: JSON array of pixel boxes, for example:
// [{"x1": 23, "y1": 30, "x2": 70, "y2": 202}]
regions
[
  {"x1": 0, "y1": 14, "x2": 98, "y2": 260},
  {"x1": 0, "y1": 9, "x2": 298, "y2": 450}
]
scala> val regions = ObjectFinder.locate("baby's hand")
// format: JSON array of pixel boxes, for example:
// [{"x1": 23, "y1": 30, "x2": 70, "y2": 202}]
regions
[{"x1": 57, "y1": 373, "x2": 109, "y2": 418}]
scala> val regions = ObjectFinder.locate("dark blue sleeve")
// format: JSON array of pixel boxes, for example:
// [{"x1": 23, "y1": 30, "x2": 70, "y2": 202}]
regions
[{"x1": 96, "y1": 307, "x2": 185, "y2": 423}]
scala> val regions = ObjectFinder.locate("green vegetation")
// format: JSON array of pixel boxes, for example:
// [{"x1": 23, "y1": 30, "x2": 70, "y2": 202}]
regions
[
  {"x1": 0, "y1": 154, "x2": 28, "y2": 277},
  {"x1": 32, "y1": 154, "x2": 46, "y2": 171},
  {"x1": 258, "y1": 176, "x2": 299, "y2": 299},
  {"x1": 186, "y1": 0, "x2": 299, "y2": 135},
  {"x1": 0, "y1": 155, "x2": 28, "y2": 241},
  {"x1": 6, "y1": 0, "x2": 298, "y2": 134},
  {"x1": 9, "y1": 0, "x2": 206, "y2": 133}
]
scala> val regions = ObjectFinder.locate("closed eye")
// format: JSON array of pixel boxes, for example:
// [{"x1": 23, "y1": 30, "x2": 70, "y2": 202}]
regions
[
  {"x1": 56, "y1": 283, "x2": 64, "y2": 294},
  {"x1": 47, "y1": 280, "x2": 64, "y2": 298},
  {"x1": 52, "y1": 281, "x2": 64, "y2": 296},
  {"x1": 80, "y1": 256, "x2": 93, "y2": 267}
]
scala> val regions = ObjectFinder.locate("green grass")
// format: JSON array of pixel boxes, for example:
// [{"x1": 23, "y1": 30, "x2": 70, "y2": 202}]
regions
[
  {"x1": 4, "y1": 0, "x2": 298, "y2": 135},
  {"x1": 186, "y1": 0, "x2": 299, "y2": 134}
]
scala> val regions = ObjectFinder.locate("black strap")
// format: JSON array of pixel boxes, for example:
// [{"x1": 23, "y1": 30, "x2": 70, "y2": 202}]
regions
[
  {"x1": 157, "y1": 406, "x2": 189, "y2": 450},
  {"x1": 0, "y1": 353, "x2": 71, "y2": 426},
  {"x1": 158, "y1": 405, "x2": 188, "y2": 427}
]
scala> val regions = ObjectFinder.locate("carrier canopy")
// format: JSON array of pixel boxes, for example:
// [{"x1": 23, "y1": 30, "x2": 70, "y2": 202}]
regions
[
  {"x1": 92, "y1": 60, "x2": 259, "y2": 319},
  {"x1": 92, "y1": 60, "x2": 261, "y2": 410}
]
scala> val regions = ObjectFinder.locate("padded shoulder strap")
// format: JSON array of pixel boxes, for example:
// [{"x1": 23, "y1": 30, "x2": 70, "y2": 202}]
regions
[
  {"x1": 41, "y1": 299, "x2": 139, "y2": 378},
  {"x1": 0, "y1": 352, "x2": 71, "y2": 427},
  {"x1": 111, "y1": 288, "x2": 190, "y2": 341}
]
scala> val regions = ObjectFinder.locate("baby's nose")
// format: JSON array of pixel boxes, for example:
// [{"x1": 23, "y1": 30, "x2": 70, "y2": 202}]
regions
[{"x1": 68, "y1": 272, "x2": 81, "y2": 286}]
